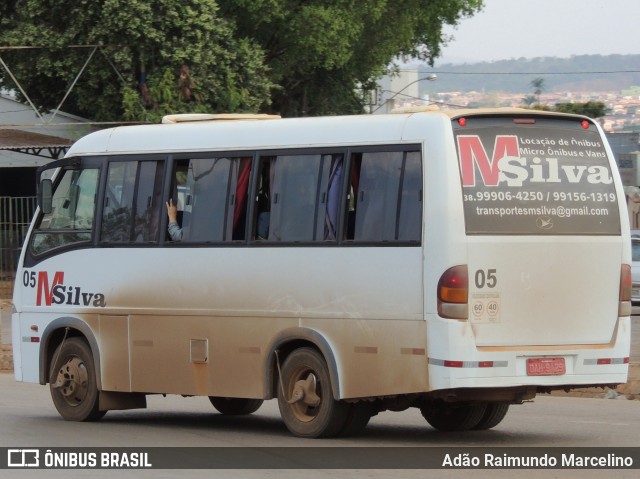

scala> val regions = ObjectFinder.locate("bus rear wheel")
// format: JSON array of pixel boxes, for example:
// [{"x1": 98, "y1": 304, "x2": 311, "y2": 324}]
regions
[
  {"x1": 473, "y1": 402, "x2": 509, "y2": 430},
  {"x1": 277, "y1": 348, "x2": 349, "y2": 438},
  {"x1": 49, "y1": 337, "x2": 105, "y2": 422},
  {"x1": 420, "y1": 400, "x2": 486, "y2": 431},
  {"x1": 209, "y1": 397, "x2": 264, "y2": 415}
]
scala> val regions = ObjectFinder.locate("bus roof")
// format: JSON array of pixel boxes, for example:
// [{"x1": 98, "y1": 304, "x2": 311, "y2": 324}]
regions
[{"x1": 65, "y1": 108, "x2": 589, "y2": 157}]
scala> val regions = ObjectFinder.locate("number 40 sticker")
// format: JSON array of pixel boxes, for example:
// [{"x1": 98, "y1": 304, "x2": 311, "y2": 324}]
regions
[
  {"x1": 471, "y1": 292, "x2": 501, "y2": 323},
  {"x1": 471, "y1": 268, "x2": 500, "y2": 323}
]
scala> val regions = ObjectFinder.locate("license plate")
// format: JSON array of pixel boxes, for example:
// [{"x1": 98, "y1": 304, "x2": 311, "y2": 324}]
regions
[
  {"x1": 633, "y1": 287, "x2": 640, "y2": 298},
  {"x1": 527, "y1": 357, "x2": 565, "y2": 376}
]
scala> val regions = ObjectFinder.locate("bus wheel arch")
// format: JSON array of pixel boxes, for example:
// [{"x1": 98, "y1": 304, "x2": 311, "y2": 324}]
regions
[
  {"x1": 40, "y1": 317, "x2": 102, "y2": 391},
  {"x1": 266, "y1": 328, "x2": 341, "y2": 401}
]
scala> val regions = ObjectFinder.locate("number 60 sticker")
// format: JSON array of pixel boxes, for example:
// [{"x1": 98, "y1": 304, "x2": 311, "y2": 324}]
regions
[{"x1": 471, "y1": 292, "x2": 501, "y2": 323}]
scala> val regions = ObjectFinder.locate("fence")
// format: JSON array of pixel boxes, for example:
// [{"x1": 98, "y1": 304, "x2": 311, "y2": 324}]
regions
[{"x1": 0, "y1": 196, "x2": 37, "y2": 299}]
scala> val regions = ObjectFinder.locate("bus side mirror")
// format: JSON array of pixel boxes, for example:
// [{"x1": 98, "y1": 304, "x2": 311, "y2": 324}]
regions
[{"x1": 39, "y1": 179, "x2": 53, "y2": 215}]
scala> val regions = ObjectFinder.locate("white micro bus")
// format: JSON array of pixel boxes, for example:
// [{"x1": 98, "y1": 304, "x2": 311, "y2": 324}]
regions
[{"x1": 12, "y1": 109, "x2": 631, "y2": 438}]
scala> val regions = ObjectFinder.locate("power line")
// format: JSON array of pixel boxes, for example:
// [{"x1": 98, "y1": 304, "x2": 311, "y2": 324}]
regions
[
  {"x1": 401, "y1": 69, "x2": 640, "y2": 75},
  {"x1": 0, "y1": 45, "x2": 108, "y2": 50}
]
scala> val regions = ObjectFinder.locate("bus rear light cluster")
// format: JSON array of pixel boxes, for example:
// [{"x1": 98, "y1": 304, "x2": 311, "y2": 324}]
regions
[
  {"x1": 619, "y1": 264, "x2": 631, "y2": 316},
  {"x1": 437, "y1": 265, "x2": 468, "y2": 320}
]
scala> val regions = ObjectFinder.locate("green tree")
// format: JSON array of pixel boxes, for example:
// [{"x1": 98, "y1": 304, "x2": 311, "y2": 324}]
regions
[
  {"x1": 553, "y1": 101, "x2": 608, "y2": 118},
  {"x1": 529, "y1": 77, "x2": 545, "y2": 104},
  {"x1": 0, "y1": 0, "x2": 484, "y2": 120},
  {"x1": 0, "y1": 0, "x2": 274, "y2": 121},
  {"x1": 217, "y1": 0, "x2": 484, "y2": 116},
  {"x1": 526, "y1": 101, "x2": 608, "y2": 118}
]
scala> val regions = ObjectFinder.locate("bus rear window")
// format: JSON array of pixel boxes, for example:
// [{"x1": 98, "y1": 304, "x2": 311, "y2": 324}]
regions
[{"x1": 453, "y1": 117, "x2": 620, "y2": 235}]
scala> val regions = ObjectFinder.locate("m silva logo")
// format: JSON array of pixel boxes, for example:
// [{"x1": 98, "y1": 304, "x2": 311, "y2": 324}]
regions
[
  {"x1": 23, "y1": 270, "x2": 107, "y2": 308},
  {"x1": 457, "y1": 135, "x2": 613, "y2": 187}
]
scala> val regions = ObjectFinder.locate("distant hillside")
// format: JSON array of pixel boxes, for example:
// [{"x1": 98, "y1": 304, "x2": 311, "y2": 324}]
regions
[{"x1": 416, "y1": 55, "x2": 640, "y2": 94}]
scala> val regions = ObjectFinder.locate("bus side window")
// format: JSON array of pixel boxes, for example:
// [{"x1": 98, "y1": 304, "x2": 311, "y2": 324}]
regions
[
  {"x1": 134, "y1": 161, "x2": 165, "y2": 242},
  {"x1": 397, "y1": 151, "x2": 422, "y2": 242},
  {"x1": 170, "y1": 157, "x2": 251, "y2": 243},
  {"x1": 345, "y1": 150, "x2": 422, "y2": 243},
  {"x1": 181, "y1": 158, "x2": 228, "y2": 242},
  {"x1": 255, "y1": 154, "x2": 332, "y2": 243},
  {"x1": 270, "y1": 155, "x2": 321, "y2": 242},
  {"x1": 102, "y1": 162, "x2": 137, "y2": 242},
  {"x1": 102, "y1": 160, "x2": 164, "y2": 243}
]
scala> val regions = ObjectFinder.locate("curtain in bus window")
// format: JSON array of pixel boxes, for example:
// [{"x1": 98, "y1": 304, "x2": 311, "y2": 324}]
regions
[
  {"x1": 231, "y1": 157, "x2": 252, "y2": 240},
  {"x1": 269, "y1": 155, "x2": 322, "y2": 242},
  {"x1": 102, "y1": 162, "x2": 137, "y2": 242},
  {"x1": 181, "y1": 158, "x2": 230, "y2": 242},
  {"x1": 133, "y1": 161, "x2": 164, "y2": 242},
  {"x1": 397, "y1": 151, "x2": 422, "y2": 241},
  {"x1": 323, "y1": 155, "x2": 343, "y2": 240},
  {"x1": 354, "y1": 152, "x2": 403, "y2": 242},
  {"x1": 255, "y1": 158, "x2": 274, "y2": 240}
]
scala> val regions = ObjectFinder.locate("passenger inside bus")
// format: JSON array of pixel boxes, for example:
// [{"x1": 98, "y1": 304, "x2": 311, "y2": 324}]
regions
[{"x1": 165, "y1": 198, "x2": 183, "y2": 241}]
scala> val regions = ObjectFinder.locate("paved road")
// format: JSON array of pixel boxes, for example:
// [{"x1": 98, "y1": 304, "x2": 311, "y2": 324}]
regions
[{"x1": 0, "y1": 372, "x2": 638, "y2": 479}]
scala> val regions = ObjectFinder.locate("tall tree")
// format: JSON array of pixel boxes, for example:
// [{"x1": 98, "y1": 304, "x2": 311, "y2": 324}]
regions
[
  {"x1": 529, "y1": 77, "x2": 545, "y2": 105},
  {"x1": 0, "y1": 0, "x2": 484, "y2": 120},
  {"x1": 217, "y1": 0, "x2": 484, "y2": 116},
  {"x1": 0, "y1": 0, "x2": 273, "y2": 122}
]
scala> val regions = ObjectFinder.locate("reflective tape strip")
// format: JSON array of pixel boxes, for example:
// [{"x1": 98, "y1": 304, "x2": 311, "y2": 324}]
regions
[
  {"x1": 428, "y1": 358, "x2": 508, "y2": 368},
  {"x1": 583, "y1": 357, "x2": 629, "y2": 365}
]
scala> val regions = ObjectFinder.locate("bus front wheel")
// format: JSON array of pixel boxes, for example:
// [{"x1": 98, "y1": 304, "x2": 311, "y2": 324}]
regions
[
  {"x1": 49, "y1": 337, "x2": 105, "y2": 422},
  {"x1": 473, "y1": 402, "x2": 509, "y2": 430},
  {"x1": 277, "y1": 348, "x2": 349, "y2": 438}
]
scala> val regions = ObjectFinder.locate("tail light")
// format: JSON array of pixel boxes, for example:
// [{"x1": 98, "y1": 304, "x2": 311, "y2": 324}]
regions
[
  {"x1": 619, "y1": 264, "x2": 631, "y2": 316},
  {"x1": 438, "y1": 265, "x2": 468, "y2": 320}
]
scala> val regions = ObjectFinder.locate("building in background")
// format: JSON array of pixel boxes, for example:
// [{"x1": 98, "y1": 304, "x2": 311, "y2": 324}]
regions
[{"x1": 374, "y1": 70, "x2": 425, "y2": 114}]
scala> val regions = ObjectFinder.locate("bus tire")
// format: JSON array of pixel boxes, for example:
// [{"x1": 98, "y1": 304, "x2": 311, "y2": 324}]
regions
[
  {"x1": 473, "y1": 402, "x2": 509, "y2": 430},
  {"x1": 49, "y1": 337, "x2": 106, "y2": 422},
  {"x1": 208, "y1": 397, "x2": 264, "y2": 415},
  {"x1": 277, "y1": 348, "x2": 349, "y2": 438},
  {"x1": 337, "y1": 402, "x2": 373, "y2": 437},
  {"x1": 420, "y1": 401, "x2": 486, "y2": 431}
]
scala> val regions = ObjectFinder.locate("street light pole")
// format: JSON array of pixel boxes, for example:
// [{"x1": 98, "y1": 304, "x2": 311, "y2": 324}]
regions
[{"x1": 371, "y1": 74, "x2": 437, "y2": 114}]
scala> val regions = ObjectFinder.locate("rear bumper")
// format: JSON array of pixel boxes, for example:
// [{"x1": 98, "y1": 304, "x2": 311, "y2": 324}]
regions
[{"x1": 427, "y1": 315, "x2": 631, "y2": 392}]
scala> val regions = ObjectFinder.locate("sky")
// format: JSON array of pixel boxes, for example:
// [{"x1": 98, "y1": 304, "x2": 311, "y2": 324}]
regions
[{"x1": 437, "y1": 0, "x2": 639, "y2": 64}]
